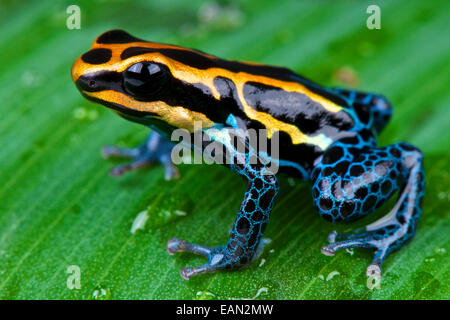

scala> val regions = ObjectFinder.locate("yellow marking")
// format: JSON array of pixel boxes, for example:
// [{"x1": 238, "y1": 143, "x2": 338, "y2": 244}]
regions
[
  {"x1": 93, "y1": 38, "x2": 218, "y2": 59},
  {"x1": 235, "y1": 83, "x2": 332, "y2": 149},
  {"x1": 234, "y1": 84, "x2": 305, "y2": 143},
  {"x1": 83, "y1": 90, "x2": 214, "y2": 132}
]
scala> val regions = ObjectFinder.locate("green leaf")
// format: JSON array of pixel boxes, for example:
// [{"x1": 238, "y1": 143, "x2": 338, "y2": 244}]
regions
[{"x1": 0, "y1": 0, "x2": 448, "y2": 299}]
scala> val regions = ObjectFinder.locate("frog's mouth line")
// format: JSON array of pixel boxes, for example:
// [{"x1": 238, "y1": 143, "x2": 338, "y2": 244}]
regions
[
  {"x1": 82, "y1": 89, "x2": 215, "y2": 132},
  {"x1": 81, "y1": 91, "x2": 158, "y2": 122},
  {"x1": 80, "y1": 91, "x2": 179, "y2": 135}
]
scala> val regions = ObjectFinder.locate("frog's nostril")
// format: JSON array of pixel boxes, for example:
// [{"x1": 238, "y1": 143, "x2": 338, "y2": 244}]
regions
[
  {"x1": 75, "y1": 75, "x2": 96, "y2": 92},
  {"x1": 75, "y1": 71, "x2": 121, "y2": 93}
]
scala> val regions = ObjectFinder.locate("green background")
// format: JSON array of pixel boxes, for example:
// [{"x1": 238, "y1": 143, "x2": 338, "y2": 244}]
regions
[{"x1": 0, "y1": 0, "x2": 448, "y2": 299}]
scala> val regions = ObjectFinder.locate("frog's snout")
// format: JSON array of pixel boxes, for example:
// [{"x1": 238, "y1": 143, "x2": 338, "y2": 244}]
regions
[
  {"x1": 71, "y1": 47, "x2": 114, "y2": 84},
  {"x1": 74, "y1": 68, "x2": 123, "y2": 94},
  {"x1": 71, "y1": 58, "x2": 81, "y2": 83},
  {"x1": 74, "y1": 73, "x2": 97, "y2": 92}
]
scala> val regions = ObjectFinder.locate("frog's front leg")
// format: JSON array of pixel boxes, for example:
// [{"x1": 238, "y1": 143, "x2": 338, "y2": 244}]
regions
[
  {"x1": 102, "y1": 131, "x2": 179, "y2": 180},
  {"x1": 311, "y1": 136, "x2": 425, "y2": 276},
  {"x1": 168, "y1": 154, "x2": 279, "y2": 280}
]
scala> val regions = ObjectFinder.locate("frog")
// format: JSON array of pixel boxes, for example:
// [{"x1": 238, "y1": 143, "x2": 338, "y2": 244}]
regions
[{"x1": 72, "y1": 30, "x2": 425, "y2": 280}]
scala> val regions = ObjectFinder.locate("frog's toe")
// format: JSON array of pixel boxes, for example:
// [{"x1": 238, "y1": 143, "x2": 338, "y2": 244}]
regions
[
  {"x1": 164, "y1": 166, "x2": 180, "y2": 180},
  {"x1": 167, "y1": 238, "x2": 212, "y2": 257},
  {"x1": 110, "y1": 165, "x2": 126, "y2": 176},
  {"x1": 103, "y1": 131, "x2": 178, "y2": 178},
  {"x1": 161, "y1": 156, "x2": 180, "y2": 181},
  {"x1": 102, "y1": 145, "x2": 140, "y2": 159},
  {"x1": 321, "y1": 238, "x2": 372, "y2": 256},
  {"x1": 102, "y1": 144, "x2": 153, "y2": 176},
  {"x1": 109, "y1": 157, "x2": 152, "y2": 176},
  {"x1": 321, "y1": 225, "x2": 409, "y2": 276},
  {"x1": 321, "y1": 239, "x2": 386, "y2": 276},
  {"x1": 167, "y1": 238, "x2": 239, "y2": 280},
  {"x1": 179, "y1": 265, "x2": 217, "y2": 280}
]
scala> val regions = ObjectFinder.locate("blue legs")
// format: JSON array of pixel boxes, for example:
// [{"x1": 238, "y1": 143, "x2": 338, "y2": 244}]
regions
[
  {"x1": 102, "y1": 131, "x2": 179, "y2": 180},
  {"x1": 168, "y1": 158, "x2": 279, "y2": 279},
  {"x1": 312, "y1": 138, "x2": 425, "y2": 275}
]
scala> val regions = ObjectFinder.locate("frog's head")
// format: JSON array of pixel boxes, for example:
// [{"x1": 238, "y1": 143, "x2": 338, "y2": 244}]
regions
[{"x1": 72, "y1": 29, "x2": 215, "y2": 133}]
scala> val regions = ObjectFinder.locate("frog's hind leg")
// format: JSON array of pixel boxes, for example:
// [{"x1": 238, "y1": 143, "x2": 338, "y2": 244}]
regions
[
  {"x1": 102, "y1": 131, "x2": 179, "y2": 180},
  {"x1": 331, "y1": 87, "x2": 392, "y2": 134},
  {"x1": 311, "y1": 137, "x2": 424, "y2": 276}
]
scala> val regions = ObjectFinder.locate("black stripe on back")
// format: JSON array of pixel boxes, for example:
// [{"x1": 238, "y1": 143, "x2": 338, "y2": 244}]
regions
[
  {"x1": 120, "y1": 46, "x2": 351, "y2": 108},
  {"x1": 81, "y1": 48, "x2": 112, "y2": 65},
  {"x1": 97, "y1": 30, "x2": 144, "y2": 44},
  {"x1": 120, "y1": 46, "x2": 295, "y2": 80},
  {"x1": 243, "y1": 81, "x2": 354, "y2": 137}
]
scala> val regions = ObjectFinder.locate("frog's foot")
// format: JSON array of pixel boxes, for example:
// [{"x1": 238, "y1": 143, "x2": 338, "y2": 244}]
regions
[
  {"x1": 167, "y1": 237, "x2": 271, "y2": 280},
  {"x1": 321, "y1": 221, "x2": 409, "y2": 277},
  {"x1": 168, "y1": 239, "x2": 235, "y2": 280},
  {"x1": 102, "y1": 131, "x2": 179, "y2": 180}
]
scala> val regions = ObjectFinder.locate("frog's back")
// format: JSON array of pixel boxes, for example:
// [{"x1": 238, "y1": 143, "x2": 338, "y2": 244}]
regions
[
  {"x1": 192, "y1": 54, "x2": 357, "y2": 148},
  {"x1": 140, "y1": 44, "x2": 358, "y2": 174},
  {"x1": 83, "y1": 29, "x2": 356, "y2": 147},
  {"x1": 236, "y1": 69, "x2": 356, "y2": 142},
  {"x1": 74, "y1": 29, "x2": 358, "y2": 175}
]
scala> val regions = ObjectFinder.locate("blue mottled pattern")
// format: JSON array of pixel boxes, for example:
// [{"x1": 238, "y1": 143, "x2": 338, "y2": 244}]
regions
[
  {"x1": 103, "y1": 88, "x2": 425, "y2": 279},
  {"x1": 314, "y1": 89, "x2": 425, "y2": 275}
]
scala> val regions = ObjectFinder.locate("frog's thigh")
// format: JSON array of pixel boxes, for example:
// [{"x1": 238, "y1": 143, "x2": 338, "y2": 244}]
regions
[
  {"x1": 311, "y1": 142, "x2": 403, "y2": 223},
  {"x1": 311, "y1": 141, "x2": 424, "y2": 275}
]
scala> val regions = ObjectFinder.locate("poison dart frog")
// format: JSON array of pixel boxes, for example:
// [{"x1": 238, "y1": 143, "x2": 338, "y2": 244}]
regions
[{"x1": 72, "y1": 30, "x2": 425, "y2": 280}]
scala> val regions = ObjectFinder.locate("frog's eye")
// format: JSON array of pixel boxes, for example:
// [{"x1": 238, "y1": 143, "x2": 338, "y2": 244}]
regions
[{"x1": 123, "y1": 62, "x2": 168, "y2": 99}]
